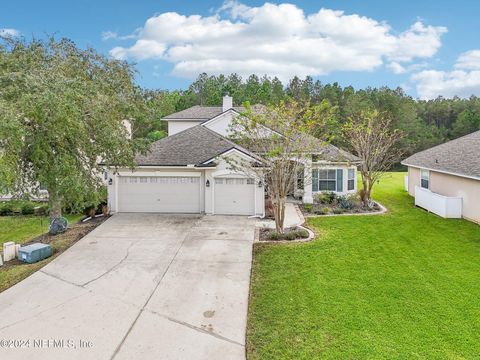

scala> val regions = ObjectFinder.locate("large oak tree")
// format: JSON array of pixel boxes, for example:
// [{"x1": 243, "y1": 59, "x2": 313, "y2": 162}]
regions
[{"x1": 0, "y1": 37, "x2": 146, "y2": 216}]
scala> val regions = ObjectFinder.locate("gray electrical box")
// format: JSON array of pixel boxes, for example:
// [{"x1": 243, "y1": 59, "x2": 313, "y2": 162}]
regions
[{"x1": 18, "y1": 243, "x2": 52, "y2": 264}]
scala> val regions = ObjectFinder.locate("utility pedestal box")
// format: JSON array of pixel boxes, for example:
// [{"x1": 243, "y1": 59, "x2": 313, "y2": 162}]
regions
[{"x1": 18, "y1": 243, "x2": 52, "y2": 264}]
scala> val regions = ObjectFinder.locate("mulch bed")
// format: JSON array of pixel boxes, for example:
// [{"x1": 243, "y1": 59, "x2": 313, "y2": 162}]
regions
[
  {"x1": 259, "y1": 226, "x2": 310, "y2": 241},
  {"x1": 1, "y1": 216, "x2": 105, "y2": 269},
  {"x1": 300, "y1": 203, "x2": 382, "y2": 216}
]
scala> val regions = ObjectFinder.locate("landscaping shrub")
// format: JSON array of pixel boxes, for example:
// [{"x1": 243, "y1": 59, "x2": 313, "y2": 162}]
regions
[
  {"x1": 314, "y1": 206, "x2": 331, "y2": 215},
  {"x1": 296, "y1": 229, "x2": 310, "y2": 238},
  {"x1": 21, "y1": 202, "x2": 35, "y2": 215},
  {"x1": 314, "y1": 192, "x2": 337, "y2": 204},
  {"x1": 333, "y1": 208, "x2": 346, "y2": 214},
  {"x1": 268, "y1": 232, "x2": 280, "y2": 240},
  {"x1": 303, "y1": 204, "x2": 313, "y2": 213},
  {"x1": 266, "y1": 228, "x2": 309, "y2": 240},
  {"x1": 0, "y1": 203, "x2": 14, "y2": 216},
  {"x1": 284, "y1": 232, "x2": 297, "y2": 240},
  {"x1": 338, "y1": 196, "x2": 355, "y2": 210}
]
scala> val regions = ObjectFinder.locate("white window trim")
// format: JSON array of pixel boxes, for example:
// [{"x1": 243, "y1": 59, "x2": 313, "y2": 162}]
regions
[
  {"x1": 347, "y1": 168, "x2": 356, "y2": 191},
  {"x1": 420, "y1": 169, "x2": 430, "y2": 189},
  {"x1": 318, "y1": 169, "x2": 337, "y2": 192}
]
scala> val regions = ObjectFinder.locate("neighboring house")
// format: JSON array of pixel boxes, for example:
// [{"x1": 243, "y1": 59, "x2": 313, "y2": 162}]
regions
[
  {"x1": 402, "y1": 130, "x2": 480, "y2": 224},
  {"x1": 106, "y1": 96, "x2": 359, "y2": 216}
]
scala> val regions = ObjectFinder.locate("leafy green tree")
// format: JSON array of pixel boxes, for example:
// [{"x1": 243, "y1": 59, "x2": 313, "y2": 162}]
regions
[
  {"x1": 0, "y1": 37, "x2": 146, "y2": 217},
  {"x1": 146, "y1": 130, "x2": 167, "y2": 142},
  {"x1": 451, "y1": 109, "x2": 480, "y2": 138},
  {"x1": 229, "y1": 100, "x2": 323, "y2": 233},
  {"x1": 344, "y1": 110, "x2": 402, "y2": 206}
]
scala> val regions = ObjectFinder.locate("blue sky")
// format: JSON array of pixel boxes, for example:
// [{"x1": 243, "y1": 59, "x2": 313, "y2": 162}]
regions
[{"x1": 2, "y1": 0, "x2": 480, "y2": 99}]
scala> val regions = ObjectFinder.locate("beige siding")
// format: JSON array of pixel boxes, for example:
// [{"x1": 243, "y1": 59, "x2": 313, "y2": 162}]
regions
[
  {"x1": 168, "y1": 121, "x2": 203, "y2": 135},
  {"x1": 407, "y1": 166, "x2": 420, "y2": 196},
  {"x1": 430, "y1": 171, "x2": 480, "y2": 224}
]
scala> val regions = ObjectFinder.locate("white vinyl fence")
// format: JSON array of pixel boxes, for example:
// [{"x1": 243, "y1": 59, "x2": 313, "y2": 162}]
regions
[{"x1": 414, "y1": 186, "x2": 462, "y2": 218}]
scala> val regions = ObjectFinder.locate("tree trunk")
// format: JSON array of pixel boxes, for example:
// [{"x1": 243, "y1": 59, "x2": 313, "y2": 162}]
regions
[
  {"x1": 273, "y1": 195, "x2": 286, "y2": 233},
  {"x1": 48, "y1": 189, "x2": 62, "y2": 219},
  {"x1": 360, "y1": 172, "x2": 369, "y2": 206}
]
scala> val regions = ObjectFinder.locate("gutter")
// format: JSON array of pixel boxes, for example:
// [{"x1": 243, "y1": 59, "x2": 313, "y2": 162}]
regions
[{"x1": 401, "y1": 162, "x2": 480, "y2": 181}]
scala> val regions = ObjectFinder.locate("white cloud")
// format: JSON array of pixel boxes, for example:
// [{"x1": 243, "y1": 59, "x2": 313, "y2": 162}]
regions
[
  {"x1": 387, "y1": 62, "x2": 407, "y2": 74},
  {"x1": 101, "y1": 29, "x2": 141, "y2": 41},
  {"x1": 0, "y1": 28, "x2": 20, "y2": 37},
  {"x1": 108, "y1": 1, "x2": 446, "y2": 81},
  {"x1": 101, "y1": 31, "x2": 118, "y2": 41},
  {"x1": 412, "y1": 49, "x2": 480, "y2": 99},
  {"x1": 454, "y1": 50, "x2": 480, "y2": 70}
]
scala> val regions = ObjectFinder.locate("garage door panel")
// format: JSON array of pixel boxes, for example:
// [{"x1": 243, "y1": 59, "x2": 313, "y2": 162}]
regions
[
  {"x1": 118, "y1": 176, "x2": 200, "y2": 213},
  {"x1": 214, "y1": 178, "x2": 255, "y2": 215}
]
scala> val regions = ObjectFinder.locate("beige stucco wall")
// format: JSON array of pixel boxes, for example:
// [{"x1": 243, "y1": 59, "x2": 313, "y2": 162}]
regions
[
  {"x1": 407, "y1": 166, "x2": 421, "y2": 196},
  {"x1": 407, "y1": 166, "x2": 480, "y2": 224}
]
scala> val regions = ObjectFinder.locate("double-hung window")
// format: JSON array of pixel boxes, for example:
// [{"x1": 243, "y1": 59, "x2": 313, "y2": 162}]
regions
[
  {"x1": 312, "y1": 169, "x2": 345, "y2": 192},
  {"x1": 319, "y1": 169, "x2": 336, "y2": 191},
  {"x1": 347, "y1": 169, "x2": 355, "y2": 191},
  {"x1": 421, "y1": 169, "x2": 430, "y2": 189}
]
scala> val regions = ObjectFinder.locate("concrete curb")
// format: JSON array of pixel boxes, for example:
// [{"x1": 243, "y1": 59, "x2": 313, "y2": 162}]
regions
[{"x1": 303, "y1": 201, "x2": 388, "y2": 218}]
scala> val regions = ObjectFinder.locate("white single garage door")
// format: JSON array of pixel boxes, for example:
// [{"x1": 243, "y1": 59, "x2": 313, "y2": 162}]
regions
[
  {"x1": 214, "y1": 178, "x2": 255, "y2": 215},
  {"x1": 118, "y1": 176, "x2": 201, "y2": 213}
]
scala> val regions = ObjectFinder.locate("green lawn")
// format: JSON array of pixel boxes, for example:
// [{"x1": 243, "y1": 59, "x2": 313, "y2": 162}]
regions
[
  {"x1": 0, "y1": 214, "x2": 83, "y2": 247},
  {"x1": 247, "y1": 172, "x2": 480, "y2": 359}
]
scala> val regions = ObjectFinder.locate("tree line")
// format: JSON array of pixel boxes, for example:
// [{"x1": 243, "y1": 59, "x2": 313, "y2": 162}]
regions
[{"x1": 139, "y1": 73, "x2": 480, "y2": 159}]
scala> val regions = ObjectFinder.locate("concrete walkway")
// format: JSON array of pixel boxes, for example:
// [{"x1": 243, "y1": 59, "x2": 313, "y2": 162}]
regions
[
  {"x1": 0, "y1": 214, "x2": 255, "y2": 360},
  {"x1": 256, "y1": 202, "x2": 304, "y2": 229}
]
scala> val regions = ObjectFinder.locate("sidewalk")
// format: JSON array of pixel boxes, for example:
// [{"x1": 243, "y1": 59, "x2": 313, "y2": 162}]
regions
[{"x1": 256, "y1": 202, "x2": 304, "y2": 229}]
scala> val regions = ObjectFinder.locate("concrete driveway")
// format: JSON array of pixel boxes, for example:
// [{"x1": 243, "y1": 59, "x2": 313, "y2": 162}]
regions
[{"x1": 0, "y1": 214, "x2": 255, "y2": 360}]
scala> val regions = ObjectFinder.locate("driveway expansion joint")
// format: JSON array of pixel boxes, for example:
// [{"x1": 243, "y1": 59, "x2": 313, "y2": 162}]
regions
[{"x1": 145, "y1": 308, "x2": 245, "y2": 347}]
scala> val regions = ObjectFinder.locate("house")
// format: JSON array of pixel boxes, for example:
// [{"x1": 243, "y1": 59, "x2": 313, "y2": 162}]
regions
[
  {"x1": 106, "y1": 96, "x2": 359, "y2": 216},
  {"x1": 402, "y1": 130, "x2": 480, "y2": 223}
]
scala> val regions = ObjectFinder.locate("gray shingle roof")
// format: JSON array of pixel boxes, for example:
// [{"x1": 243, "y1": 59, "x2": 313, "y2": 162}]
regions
[
  {"x1": 162, "y1": 106, "x2": 245, "y2": 120},
  {"x1": 313, "y1": 143, "x2": 360, "y2": 163},
  {"x1": 244, "y1": 133, "x2": 359, "y2": 163},
  {"x1": 134, "y1": 125, "x2": 258, "y2": 166},
  {"x1": 402, "y1": 130, "x2": 480, "y2": 179}
]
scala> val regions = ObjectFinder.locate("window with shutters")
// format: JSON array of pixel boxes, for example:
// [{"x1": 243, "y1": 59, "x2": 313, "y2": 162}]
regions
[
  {"x1": 319, "y1": 169, "x2": 336, "y2": 191},
  {"x1": 312, "y1": 169, "x2": 345, "y2": 192}
]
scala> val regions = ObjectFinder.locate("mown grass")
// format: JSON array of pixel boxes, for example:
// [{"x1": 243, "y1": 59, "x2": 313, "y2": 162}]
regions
[{"x1": 247, "y1": 172, "x2": 480, "y2": 359}]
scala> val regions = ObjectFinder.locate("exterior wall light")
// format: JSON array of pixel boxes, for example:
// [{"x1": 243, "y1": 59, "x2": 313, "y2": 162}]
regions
[
  {"x1": 206, "y1": 180, "x2": 210, "y2": 187},
  {"x1": 257, "y1": 180, "x2": 263, "y2": 188}
]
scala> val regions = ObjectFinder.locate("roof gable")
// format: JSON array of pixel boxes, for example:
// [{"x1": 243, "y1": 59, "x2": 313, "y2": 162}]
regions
[
  {"x1": 162, "y1": 106, "x2": 245, "y2": 121},
  {"x1": 134, "y1": 125, "x2": 259, "y2": 167}
]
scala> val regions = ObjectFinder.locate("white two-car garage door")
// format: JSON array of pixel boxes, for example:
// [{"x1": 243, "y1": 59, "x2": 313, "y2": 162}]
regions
[
  {"x1": 118, "y1": 176, "x2": 200, "y2": 213},
  {"x1": 214, "y1": 177, "x2": 255, "y2": 215}
]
